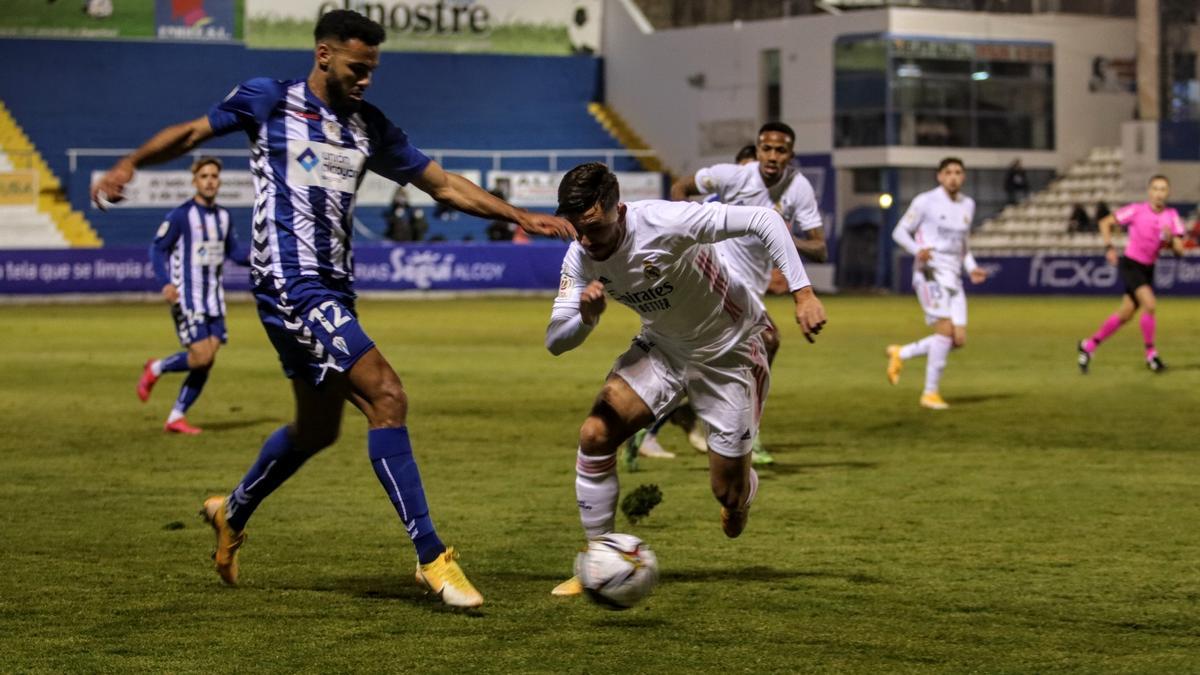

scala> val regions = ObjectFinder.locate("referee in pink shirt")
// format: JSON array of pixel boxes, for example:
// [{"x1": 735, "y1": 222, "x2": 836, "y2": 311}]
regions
[{"x1": 1078, "y1": 175, "x2": 1186, "y2": 373}]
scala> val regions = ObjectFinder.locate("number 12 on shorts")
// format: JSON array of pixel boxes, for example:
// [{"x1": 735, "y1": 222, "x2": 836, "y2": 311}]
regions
[{"x1": 308, "y1": 301, "x2": 352, "y2": 334}]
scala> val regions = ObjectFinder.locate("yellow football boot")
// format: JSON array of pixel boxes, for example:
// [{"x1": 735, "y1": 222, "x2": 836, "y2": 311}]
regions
[
  {"x1": 919, "y1": 392, "x2": 949, "y2": 410},
  {"x1": 200, "y1": 495, "x2": 246, "y2": 586},
  {"x1": 886, "y1": 345, "x2": 903, "y2": 385},
  {"x1": 415, "y1": 547, "x2": 484, "y2": 608},
  {"x1": 551, "y1": 575, "x2": 583, "y2": 597}
]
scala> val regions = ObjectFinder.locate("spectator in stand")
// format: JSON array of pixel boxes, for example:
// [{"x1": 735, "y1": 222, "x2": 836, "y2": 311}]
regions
[
  {"x1": 383, "y1": 187, "x2": 427, "y2": 242},
  {"x1": 1067, "y1": 203, "x2": 1092, "y2": 234},
  {"x1": 1004, "y1": 159, "x2": 1028, "y2": 206},
  {"x1": 486, "y1": 190, "x2": 517, "y2": 241},
  {"x1": 484, "y1": 188, "x2": 531, "y2": 244}
]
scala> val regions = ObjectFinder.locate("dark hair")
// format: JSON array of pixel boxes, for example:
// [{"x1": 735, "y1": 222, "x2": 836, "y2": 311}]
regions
[
  {"x1": 557, "y1": 162, "x2": 619, "y2": 217},
  {"x1": 315, "y1": 10, "x2": 386, "y2": 46},
  {"x1": 190, "y1": 156, "x2": 222, "y2": 174},
  {"x1": 734, "y1": 144, "x2": 758, "y2": 163},
  {"x1": 1148, "y1": 174, "x2": 1170, "y2": 185},
  {"x1": 938, "y1": 157, "x2": 965, "y2": 172},
  {"x1": 758, "y1": 122, "x2": 795, "y2": 144}
]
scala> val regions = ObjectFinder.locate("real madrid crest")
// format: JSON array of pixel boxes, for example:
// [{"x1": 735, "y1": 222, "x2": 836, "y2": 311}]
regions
[{"x1": 642, "y1": 260, "x2": 661, "y2": 279}]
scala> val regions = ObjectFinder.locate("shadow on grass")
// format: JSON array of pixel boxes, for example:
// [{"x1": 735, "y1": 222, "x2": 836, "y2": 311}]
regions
[
  {"x1": 201, "y1": 418, "x2": 280, "y2": 432},
  {"x1": 760, "y1": 460, "x2": 879, "y2": 477},
  {"x1": 589, "y1": 615, "x2": 669, "y2": 628},
  {"x1": 946, "y1": 392, "x2": 1019, "y2": 405},
  {"x1": 663, "y1": 565, "x2": 884, "y2": 585},
  {"x1": 1162, "y1": 362, "x2": 1200, "y2": 372},
  {"x1": 293, "y1": 575, "x2": 486, "y2": 615}
]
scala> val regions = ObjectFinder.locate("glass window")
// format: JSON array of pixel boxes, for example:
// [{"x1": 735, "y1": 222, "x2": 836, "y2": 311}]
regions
[
  {"x1": 835, "y1": 113, "x2": 887, "y2": 148},
  {"x1": 895, "y1": 113, "x2": 972, "y2": 146},
  {"x1": 836, "y1": 74, "x2": 888, "y2": 109},
  {"x1": 835, "y1": 35, "x2": 1055, "y2": 150},
  {"x1": 836, "y1": 39, "x2": 887, "y2": 71},
  {"x1": 976, "y1": 115, "x2": 1034, "y2": 148},
  {"x1": 893, "y1": 77, "x2": 972, "y2": 111}
]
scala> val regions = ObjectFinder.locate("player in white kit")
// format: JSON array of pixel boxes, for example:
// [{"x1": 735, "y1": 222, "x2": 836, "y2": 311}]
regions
[
  {"x1": 670, "y1": 122, "x2": 826, "y2": 464},
  {"x1": 886, "y1": 158, "x2": 988, "y2": 409},
  {"x1": 543, "y1": 163, "x2": 827, "y2": 596}
]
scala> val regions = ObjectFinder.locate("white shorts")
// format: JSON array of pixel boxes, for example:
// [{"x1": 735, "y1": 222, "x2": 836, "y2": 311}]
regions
[
  {"x1": 610, "y1": 331, "x2": 771, "y2": 459},
  {"x1": 913, "y1": 272, "x2": 967, "y2": 326}
]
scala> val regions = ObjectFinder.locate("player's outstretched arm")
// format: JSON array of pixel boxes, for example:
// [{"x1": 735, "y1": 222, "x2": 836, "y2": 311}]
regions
[
  {"x1": 892, "y1": 202, "x2": 927, "y2": 259},
  {"x1": 966, "y1": 255, "x2": 987, "y2": 284},
  {"x1": 1098, "y1": 214, "x2": 1118, "y2": 265},
  {"x1": 669, "y1": 175, "x2": 701, "y2": 201},
  {"x1": 794, "y1": 227, "x2": 828, "y2": 263},
  {"x1": 411, "y1": 161, "x2": 575, "y2": 240},
  {"x1": 792, "y1": 286, "x2": 826, "y2": 344},
  {"x1": 92, "y1": 116, "x2": 215, "y2": 209},
  {"x1": 1166, "y1": 213, "x2": 1186, "y2": 257},
  {"x1": 720, "y1": 204, "x2": 810, "y2": 288}
]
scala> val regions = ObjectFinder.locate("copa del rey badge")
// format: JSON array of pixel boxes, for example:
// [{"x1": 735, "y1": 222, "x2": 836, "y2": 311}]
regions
[{"x1": 323, "y1": 120, "x2": 342, "y2": 140}]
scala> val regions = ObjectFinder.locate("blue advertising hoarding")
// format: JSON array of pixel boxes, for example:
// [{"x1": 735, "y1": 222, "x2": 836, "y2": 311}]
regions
[
  {"x1": 0, "y1": 244, "x2": 568, "y2": 295},
  {"x1": 898, "y1": 254, "x2": 1200, "y2": 295}
]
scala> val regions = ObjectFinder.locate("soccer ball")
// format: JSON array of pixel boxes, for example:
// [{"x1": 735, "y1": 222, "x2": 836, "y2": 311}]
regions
[{"x1": 575, "y1": 533, "x2": 659, "y2": 610}]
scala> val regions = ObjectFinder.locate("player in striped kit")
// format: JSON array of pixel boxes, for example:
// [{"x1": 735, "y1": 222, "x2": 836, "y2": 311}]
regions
[
  {"x1": 886, "y1": 158, "x2": 987, "y2": 410},
  {"x1": 93, "y1": 10, "x2": 572, "y2": 607},
  {"x1": 137, "y1": 156, "x2": 247, "y2": 434},
  {"x1": 544, "y1": 163, "x2": 826, "y2": 597}
]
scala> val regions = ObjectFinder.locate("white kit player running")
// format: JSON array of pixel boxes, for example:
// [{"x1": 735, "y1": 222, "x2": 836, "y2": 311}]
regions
[
  {"x1": 886, "y1": 157, "x2": 988, "y2": 409},
  {"x1": 671, "y1": 121, "x2": 826, "y2": 465},
  {"x1": 543, "y1": 163, "x2": 827, "y2": 597}
]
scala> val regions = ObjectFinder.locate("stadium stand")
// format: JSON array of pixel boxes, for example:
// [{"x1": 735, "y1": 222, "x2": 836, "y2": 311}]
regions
[
  {"x1": 0, "y1": 101, "x2": 97, "y2": 248},
  {"x1": 0, "y1": 39, "x2": 640, "y2": 246},
  {"x1": 972, "y1": 147, "x2": 1138, "y2": 253}
]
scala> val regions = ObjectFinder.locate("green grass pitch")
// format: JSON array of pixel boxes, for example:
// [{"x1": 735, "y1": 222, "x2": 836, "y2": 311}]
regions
[{"x1": 1, "y1": 294, "x2": 1198, "y2": 672}]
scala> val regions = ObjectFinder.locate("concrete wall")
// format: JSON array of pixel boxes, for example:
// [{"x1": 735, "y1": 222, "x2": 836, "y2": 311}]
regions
[
  {"x1": 1124, "y1": 121, "x2": 1200, "y2": 202},
  {"x1": 604, "y1": 0, "x2": 1138, "y2": 176},
  {"x1": 604, "y1": 0, "x2": 884, "y2": 174}
]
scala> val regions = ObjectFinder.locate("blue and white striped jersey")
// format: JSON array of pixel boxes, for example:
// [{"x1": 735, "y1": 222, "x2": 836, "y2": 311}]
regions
[
  {"x1": 207, "y1": 78, "x2": 431, "y2": 288},
  {"x1": 151, "y1": 199, "x2": 240, "y2": 319}
]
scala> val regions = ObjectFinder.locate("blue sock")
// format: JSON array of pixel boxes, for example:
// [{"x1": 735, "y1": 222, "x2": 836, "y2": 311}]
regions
[
  {"x1": 226, "y1": 426, "x2": 314, "y2": 532},
  {"x1": 368, "y1": 427, "x2": 445, "y2": 564},
  {"x1": 172, "y1": 368, "x2": 209, "y2": 414},
  {"x1": 648, "y1": 412, "x2": 670, "y2": 435},
  {"x1": 159, "y1": 351, "x2": 190, "y2": 373}
]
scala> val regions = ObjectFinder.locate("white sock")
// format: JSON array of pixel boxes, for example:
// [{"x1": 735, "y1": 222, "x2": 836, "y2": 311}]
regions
[
  {"x1": 924, "y1": 334, "x2": 954, "y2": 394},
  {"x1": 151, "y1": 359, "x2": 164, "y2": 377},
  {"x1": 743, "y1": 468, "x2": 759, "y2": 509},
  {"x1": 900, "y1": 335, "x2": 938, "y2": 360},
  {"x1": 575, "y1": 448, "x2": 618, "y2": 539},
  {"x1": 166, "y1": 408, "x2": 185, "y2": 424}
]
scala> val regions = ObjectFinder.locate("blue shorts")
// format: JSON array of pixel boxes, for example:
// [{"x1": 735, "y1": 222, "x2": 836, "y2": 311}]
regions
[
  {"x1": 172, "y1": 305, "x2": 228, "y2": 347},
  {"x1": 255, "y1": 278, "x2": 376, "y2": 387}
]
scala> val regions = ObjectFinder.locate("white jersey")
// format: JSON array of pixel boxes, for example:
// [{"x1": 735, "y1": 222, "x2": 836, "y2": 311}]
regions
[
  {"x1": 548, "y1": 200, "x2": 809, "y2": 361},
  {"x1": 893, "y1": 186, "x2": 977, "y2": 289},
  {"x1": 694, "y1": 161, "x2": 822, "y2": 295}
]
